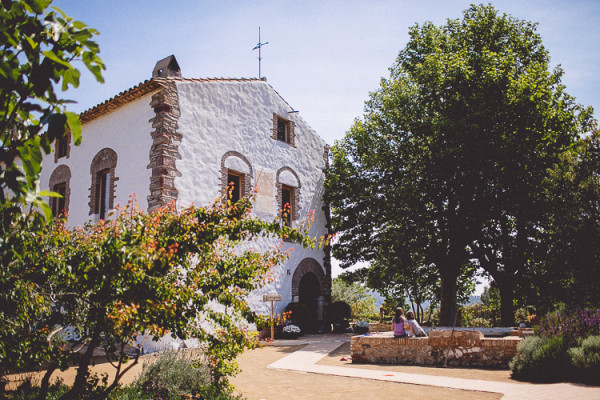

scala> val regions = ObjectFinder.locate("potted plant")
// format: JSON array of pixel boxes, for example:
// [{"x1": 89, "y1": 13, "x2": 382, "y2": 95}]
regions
[
  {"x1": 353, "y1": 320, "x2": 370, "y2": 334},
  {"x1": 281, "y1": 324, "x2": 301, "y2": 339},
  {"x1": 255, "y1": 314, "x2": 269, "y2": 340}
]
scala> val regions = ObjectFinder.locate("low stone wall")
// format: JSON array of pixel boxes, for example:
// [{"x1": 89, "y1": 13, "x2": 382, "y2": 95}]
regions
[{"x1": 351, "y1": 330, "x2": 521, "y2": 368}]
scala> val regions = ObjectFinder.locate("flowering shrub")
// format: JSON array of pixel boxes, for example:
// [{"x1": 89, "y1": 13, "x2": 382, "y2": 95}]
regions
[
  {"x1": 0, "y1": 195, "x2": 317, "y2": 397},
  {"x1": 261, "y1": 311, "x2": 292, "y2": 328},
  {"x1": 511, "y1": 309, "x2": 600, "y2": 383},
  {"x1": 537, "y1": 308, "x2": 600, "y2": 346}
]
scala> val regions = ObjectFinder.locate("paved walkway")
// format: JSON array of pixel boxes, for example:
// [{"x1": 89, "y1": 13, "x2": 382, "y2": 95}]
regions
[{"x1": 266, "y1": 337, "x2": 600, "y2": 400}]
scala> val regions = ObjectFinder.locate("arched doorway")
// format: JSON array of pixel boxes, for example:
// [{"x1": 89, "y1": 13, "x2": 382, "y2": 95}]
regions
[
  {"x1": 298, "y1": 272, "x2": 320, "y2": 333},
  {"x1": 291, "y1": 258, "x2": 328, "y2": 333}
]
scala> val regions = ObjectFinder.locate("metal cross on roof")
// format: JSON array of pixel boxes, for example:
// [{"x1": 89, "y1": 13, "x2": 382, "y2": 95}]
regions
[{"x1": 252, "y1": 27, "x2": 269, "y2": 79}]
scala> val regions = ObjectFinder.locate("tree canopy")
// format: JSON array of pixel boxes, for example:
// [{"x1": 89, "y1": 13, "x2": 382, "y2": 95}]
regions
[
  {"x1": 325, "y1": 4, "x2": 594, "y2": 326},
  {"x1": 0, "y1": 0, "x2": 104, "y2": 214}
]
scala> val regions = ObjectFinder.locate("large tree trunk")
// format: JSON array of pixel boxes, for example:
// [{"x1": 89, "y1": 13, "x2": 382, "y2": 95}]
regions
[
  {"x1": 498, "y1": 279, "x2": 515, "y2": 327},
  {"x1": 36, "y1": 363, "x2": 57, "y2": 400},
  {"x1": 439, "y1": 268, "x2": 459, "y2": 326},
  {"x1": 61, "y1": 321, "x2": 104, "y2": 400}
]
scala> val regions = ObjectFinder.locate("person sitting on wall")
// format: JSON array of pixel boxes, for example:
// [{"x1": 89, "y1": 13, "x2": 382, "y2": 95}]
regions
[
  {"x1": 406, "y1": 310, "x2": 427, "y2": 337},
  {"x1": 391, "y1": 307, "x2": 409, "y2": 338}
]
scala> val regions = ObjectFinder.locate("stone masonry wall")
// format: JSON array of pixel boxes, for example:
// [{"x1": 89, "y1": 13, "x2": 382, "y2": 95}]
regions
[{"x1": 351, "y1": 330, "x2": 520, "y2": 368}]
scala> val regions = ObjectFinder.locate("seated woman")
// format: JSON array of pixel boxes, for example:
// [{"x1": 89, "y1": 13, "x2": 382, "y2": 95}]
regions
[
  {"x1": 391, "y1": 307, "x2": 409, "y2": 338},
  {"x1": 406, "y1": 310, "x2": 427, "y2": 337}
]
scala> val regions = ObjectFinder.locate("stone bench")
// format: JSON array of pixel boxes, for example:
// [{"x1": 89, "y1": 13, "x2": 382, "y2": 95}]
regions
[{"x1": 351, "y1": 330, "x2": 521, "y2": 368}]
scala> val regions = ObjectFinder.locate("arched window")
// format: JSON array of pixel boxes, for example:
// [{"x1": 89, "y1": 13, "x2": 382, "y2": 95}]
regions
[
  {"x1": 276, "y1": 167, "x2": 300, "y2": 226},
  {"x1": 89, "y1": 148, "x2": 118, "y2": 219},
  {"x1": 49, "y1": 165, "x2": 71, "y2": 218},
  {"x1": 220, "y1": 151, "x2": 253, "y2": 204}
]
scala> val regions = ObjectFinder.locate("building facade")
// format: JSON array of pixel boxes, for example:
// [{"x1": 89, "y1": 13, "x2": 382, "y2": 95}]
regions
[{"x1": 39, "y1": 56, "x2": 331, "y2": 331}]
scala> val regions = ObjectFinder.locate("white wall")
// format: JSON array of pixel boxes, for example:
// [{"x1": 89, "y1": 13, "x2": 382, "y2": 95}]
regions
[
  {"x1": 39, "y1": 94, "x2": 156, "y2": 226},
  {"x1": 38, "y1": 79, "x2": 330, "y2": 317},
  {"x1": 175, "y1": 80, "x2": 329, "y2": 315}
]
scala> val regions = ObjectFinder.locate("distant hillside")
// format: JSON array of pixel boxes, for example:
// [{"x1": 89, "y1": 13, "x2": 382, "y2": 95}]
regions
[{"x1": 367, "y1": 292, "x2": 482, "y2": 311}]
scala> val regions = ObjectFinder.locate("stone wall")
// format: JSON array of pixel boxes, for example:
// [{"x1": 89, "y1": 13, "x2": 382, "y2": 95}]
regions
[{"x1": 351, "y1": 330, "x2": 521, "y2": 368}]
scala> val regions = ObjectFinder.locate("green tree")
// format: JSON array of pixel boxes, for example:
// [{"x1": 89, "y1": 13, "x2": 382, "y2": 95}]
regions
[
  {"x1": 0, "y1": 0, "x2": 103, "y2": 395},
  {"x1": 331, "y1": 277, "x2": 376, "y2": 319},
  {"x1": 325, "y1": 4, "x2": 592, "y2": 326},
  {"x1": 0, "y1": 0, "x2": 104, "y2": 212},
  {"x1": 531, "y1": 131, "x2": 600, "y2": 310},
  {"x1": 1, "y1": 197, "x2": 315, "y2": 399}
]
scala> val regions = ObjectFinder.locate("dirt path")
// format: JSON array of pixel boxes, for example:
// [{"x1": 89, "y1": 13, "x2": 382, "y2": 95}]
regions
[
  {"x1": 6, "y1": 339, "x2": 517, "y2": 399},
  {"x1": 232, "y1": 344, "x2": 502, "y2": 400}
]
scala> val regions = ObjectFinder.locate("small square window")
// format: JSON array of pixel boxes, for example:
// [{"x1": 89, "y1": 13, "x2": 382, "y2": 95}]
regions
[
  {"x1": 273, "y1": 114, "x2": 295, "y2": 146},
  {"x1": 277, "y1": 119, "x2": 287, "y2": 142}
]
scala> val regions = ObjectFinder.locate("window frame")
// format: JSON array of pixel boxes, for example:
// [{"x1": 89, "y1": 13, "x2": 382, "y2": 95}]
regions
[
  {"x1": 281, "y1": 184, "x2": 293, "y2": 227},
  {"x1": 272, "y1": 113, "x2": 295, "y2": 147},
  {"x1": 49, "y1": 165, "x2": 71, "y2": 219},
  {"x1": 226, "y1": 170, "x2": 244, "y2": 204},
  {"x1": 97, "y1": 168, "x2": 111, "y2": 220},
  {"x1": 220, "y1": 151, "x2": 253, "y2": 206},
  {"x1": 54, "y1": 132, "x2": 71, "y2": 162},
  {"x1": 52, "y1": 182, "x2": 67, "y2": 217},
  {"x1": 276, "y1": 167, "x2": 301, "y2": 227},
  {"x1": 89, "y1": 148, "x2": 118, "y2": 219}
]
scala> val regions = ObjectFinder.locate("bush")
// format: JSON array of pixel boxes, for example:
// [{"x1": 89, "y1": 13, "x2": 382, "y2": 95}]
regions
[
  {"x1": 537, "y1": 308, "x2": 600, "y2": 347},
  {"x1": 510, "y1": 336, "x2": 571, "y2": 382},
  {"x1": 284, "y1": 302, "x2": 310, "y2": 332},
  {"x1": 460, "y1": 303, "x2": 496, "y2": 327},
  {"x1": 353, "y1": 320, "x2": 370, "y2": 334},
  {"x1": 133, "y1": 351, "x2": 210, "y2": 399},
  {"x1": 327, "y1": 301, "x2": 351, "y2": 322},
  {"x1": 569, "y1": 335, "x2": 600, "y2": 385},
  {"x1": 326, "y1": 301, "x2": 352, "y2": 333}
]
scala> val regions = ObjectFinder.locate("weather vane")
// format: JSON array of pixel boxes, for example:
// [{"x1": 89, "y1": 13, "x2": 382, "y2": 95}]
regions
[{"x1": 252, "y1": 27, "x2": 268, "y2": 79}]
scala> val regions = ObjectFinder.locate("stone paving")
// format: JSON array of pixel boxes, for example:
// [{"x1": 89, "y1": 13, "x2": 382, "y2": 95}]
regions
[{"x1": 266, "y1": 335, "x2": 600, "y2": 400}]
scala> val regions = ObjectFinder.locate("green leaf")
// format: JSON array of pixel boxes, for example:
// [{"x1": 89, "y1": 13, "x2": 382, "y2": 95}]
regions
[
  {"x1": 65, "y1": 111, "x2": 82, "y2": 146},
  {"x1": 42, "y1": 50, "x2": 72, "y2": 69},
  {"x1": 61, "y1": 67, "x2": 81, "y2": 90},
  {"x1": 39, "y1": 190, "x2": 61, "y2": 198}
]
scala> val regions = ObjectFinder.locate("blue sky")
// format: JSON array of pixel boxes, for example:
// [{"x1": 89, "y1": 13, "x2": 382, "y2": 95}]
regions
[
  {"x1": 52, "y1": 0, "x2": 599, "y2": 283},
  {"x1": 54, "y1": 0, "x2": 599, "y2": 146}
]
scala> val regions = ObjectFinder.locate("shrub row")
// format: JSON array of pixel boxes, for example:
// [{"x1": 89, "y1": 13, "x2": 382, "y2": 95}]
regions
[
  {"x1": 510, "y1": 335, "x2": 600, "y2": 384},
  {"x1": 6, "y1": 351, "x2": 243, "y2": 400},
  {"x1": 510, "y1": 308, "x2": 600, "y2": 385}
]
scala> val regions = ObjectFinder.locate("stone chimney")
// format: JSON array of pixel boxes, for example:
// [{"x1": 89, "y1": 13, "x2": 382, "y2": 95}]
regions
[{"x1": 152, "y1": 55, "x2": 181, "y2": 78}]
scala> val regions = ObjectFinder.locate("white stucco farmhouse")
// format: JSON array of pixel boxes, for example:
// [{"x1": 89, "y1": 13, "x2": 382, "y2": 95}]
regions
[{"x1": 39, "y1": 55, "x2": 331, "y2": 331}]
